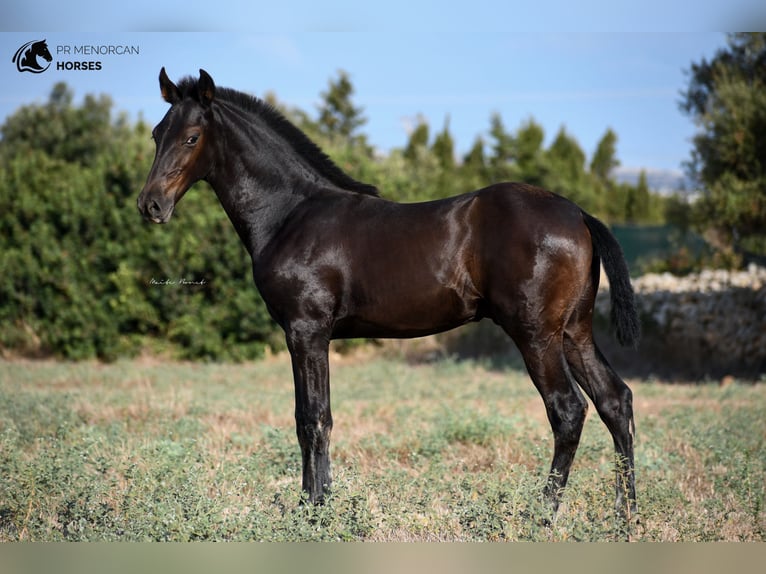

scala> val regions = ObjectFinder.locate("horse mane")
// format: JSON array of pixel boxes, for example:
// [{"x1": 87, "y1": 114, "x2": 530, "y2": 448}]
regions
[{"x1": 176, "y1": 76, "x2": 379, "y2": 197}]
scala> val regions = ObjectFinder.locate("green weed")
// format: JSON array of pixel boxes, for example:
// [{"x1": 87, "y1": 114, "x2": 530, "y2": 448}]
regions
[{"x1": 0, "y1": 357, "x2": 763, "y2": 541}]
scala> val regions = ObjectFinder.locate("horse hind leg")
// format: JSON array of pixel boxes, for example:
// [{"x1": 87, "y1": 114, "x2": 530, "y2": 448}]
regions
[
  {"x1": 514, "y1": 333, "x2": 589, "y2": 515},
  {"x1": 563, "y1": 321, "x2": 637, "y2": 522}
]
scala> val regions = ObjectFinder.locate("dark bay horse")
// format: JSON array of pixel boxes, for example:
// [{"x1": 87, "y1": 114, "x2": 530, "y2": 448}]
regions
[{"x1": 137, "y1": 68, "x2": 640, "y2": 521}]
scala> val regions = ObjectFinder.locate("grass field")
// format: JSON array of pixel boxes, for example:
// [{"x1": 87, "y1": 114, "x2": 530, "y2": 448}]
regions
[{"x1": 0, "y1": 354, "x2": 763, "y2": 541}]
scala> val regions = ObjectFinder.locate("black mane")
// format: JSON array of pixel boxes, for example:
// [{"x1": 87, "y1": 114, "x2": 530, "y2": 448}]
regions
[{"x1": 176, "y1": 76, "x2": 379, "y2": 197}]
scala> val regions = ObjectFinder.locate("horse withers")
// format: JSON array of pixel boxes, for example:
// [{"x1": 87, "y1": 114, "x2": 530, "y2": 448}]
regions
[{"x1": 137, "y1": 68, "x2": 640, "y2": 524}]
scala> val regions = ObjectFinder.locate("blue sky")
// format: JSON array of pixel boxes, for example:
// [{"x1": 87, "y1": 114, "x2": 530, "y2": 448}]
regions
[{"x1": 0, "y1": 2, "x2": 758, "y2": 185}]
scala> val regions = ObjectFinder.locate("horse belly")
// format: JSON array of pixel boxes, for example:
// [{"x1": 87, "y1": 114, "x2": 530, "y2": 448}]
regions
[
  {"x1": 333, "y1": 193, "x2": 484, "y2": 339},
  {"x1": 334, "y1": 269, "x2": 481, "y2": 339}
]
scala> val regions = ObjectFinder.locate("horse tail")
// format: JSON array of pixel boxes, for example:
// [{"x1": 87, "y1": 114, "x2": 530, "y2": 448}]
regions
[{"x1": 582, "y1": 211, "x2": 640, "y2": 347}]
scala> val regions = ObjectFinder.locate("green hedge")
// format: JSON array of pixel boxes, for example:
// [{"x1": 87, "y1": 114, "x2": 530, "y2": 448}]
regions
[{"x1": 0, "y1": 91, "x2": 278, "y2": 361}]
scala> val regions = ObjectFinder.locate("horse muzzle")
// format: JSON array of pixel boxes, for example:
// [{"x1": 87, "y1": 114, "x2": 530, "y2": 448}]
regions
[{"x1": 137, "y1": 189, "x2": 175, "y2": 224}]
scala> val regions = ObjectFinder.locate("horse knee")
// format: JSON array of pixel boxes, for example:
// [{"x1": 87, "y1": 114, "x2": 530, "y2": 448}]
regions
[
  {"x1": 597, "y1": 383, "x2": 633, "y2": 428},
  {"x1": 548, "y1": 390, "x2": 588, "y2": 444}
]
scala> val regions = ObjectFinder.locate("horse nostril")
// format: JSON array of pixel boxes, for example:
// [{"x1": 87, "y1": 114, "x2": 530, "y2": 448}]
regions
[{"x1": 149, "y1": 200, "x2": 161, "y2": 216}]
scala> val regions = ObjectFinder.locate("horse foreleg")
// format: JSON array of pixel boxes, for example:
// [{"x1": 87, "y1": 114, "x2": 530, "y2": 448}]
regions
[{"x1": 286, "y1": 330, "x2": 333, "y2": 504}]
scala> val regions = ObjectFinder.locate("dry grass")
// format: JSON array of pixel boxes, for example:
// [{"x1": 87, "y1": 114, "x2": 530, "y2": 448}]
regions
[{"x1": 0, "y1": 354, "x2": 763, "y2": 541}]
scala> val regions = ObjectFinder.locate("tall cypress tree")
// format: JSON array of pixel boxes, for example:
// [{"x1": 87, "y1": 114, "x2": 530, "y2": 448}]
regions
[
  {"x1": 316, "y1": 70, "x2": 368, "y2": 148},
  {"x1": 431, "y1": 116, "x2": 455, "y2": 172},
  {"x1": 590, "y1": 128, "x2": 620, "y2": 182}
]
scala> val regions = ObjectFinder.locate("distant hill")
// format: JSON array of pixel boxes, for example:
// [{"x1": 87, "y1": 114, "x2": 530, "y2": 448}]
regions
[{"x1": 613, "y1": 167, "x2": 697, "y2": 196}]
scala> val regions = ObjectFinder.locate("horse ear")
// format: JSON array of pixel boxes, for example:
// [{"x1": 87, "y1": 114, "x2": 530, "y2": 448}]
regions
[
  {"x1": 159, "y1": 67, "x2": 181, "y2": 104},
  {"x1": 198, "y1": 69, "x2": 215, "y2": 107}
]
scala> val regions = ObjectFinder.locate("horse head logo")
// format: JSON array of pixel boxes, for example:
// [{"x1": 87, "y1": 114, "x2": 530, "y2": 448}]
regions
[{"x1": 13, "y1": 40, "x2": 53, "y2": 73}]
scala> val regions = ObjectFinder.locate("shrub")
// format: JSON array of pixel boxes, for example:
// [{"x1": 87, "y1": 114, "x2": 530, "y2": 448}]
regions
[{"x1": 0, "y1": 89, "x2": 278, "y2": 361}]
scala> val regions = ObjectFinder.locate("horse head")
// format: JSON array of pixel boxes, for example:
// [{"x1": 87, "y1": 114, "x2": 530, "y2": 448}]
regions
[{"x1": 137, "y1": 68, "x2": 217, "y2": 223}]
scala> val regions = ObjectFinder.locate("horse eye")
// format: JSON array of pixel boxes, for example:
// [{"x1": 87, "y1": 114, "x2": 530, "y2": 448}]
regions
[{"x1": 185, "y1": 135, "x2": 199, "y2": 146}]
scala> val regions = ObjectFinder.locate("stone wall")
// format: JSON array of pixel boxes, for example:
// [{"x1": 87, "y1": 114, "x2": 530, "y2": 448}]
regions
[
  {"x1": 394, "y1": 265, "x2": 765, "y2": 381},
  {"x1": 595, "y1": 264, "x2": 766, "y2": 379}
]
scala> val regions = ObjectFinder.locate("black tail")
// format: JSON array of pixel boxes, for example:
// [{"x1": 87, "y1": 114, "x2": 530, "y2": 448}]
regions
[{"x1": 582, "y1": 212, "x2": 640, "y2": 347}]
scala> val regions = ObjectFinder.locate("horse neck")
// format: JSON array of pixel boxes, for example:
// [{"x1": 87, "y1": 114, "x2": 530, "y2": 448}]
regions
[{"x1": 205, "y1": 106, "x2": 329, "y2": 259}]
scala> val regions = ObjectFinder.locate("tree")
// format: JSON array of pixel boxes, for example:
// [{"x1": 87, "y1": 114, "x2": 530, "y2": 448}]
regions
[
  {"x1": 680, "y1": 33, "x2": 766, "y2": 256},
  {"x1": 488, "y1": 112, "x2": 516, "y2": 181},
  {"x1": 403, "y1": 116, "x2": 430, "y2": 162},
  {"x1": 591, "y1": 128, "x2": 620, "y2": 182},
  {"x1": 0, "y1": 82, "x2": 115, "y2": 166},
  {"x1": 460, "y1": 136, "x2": 489, "y2": 192},
  {"x1": 544, "y1": 126, "x2": 608, "y2": 214},
  {"x1": 546, "y1": 127, "x2": 586, "y2": 187},
  {"x1": 431, "y1": 116, "x2": 455, "y2": 172},
  {"x1": 316, "y1": 70, "x2": 368, "y2": 148},
  {"x1": 463, "y1": 137, "x2": 486, "y2": 171},
  {"x1": 624, "y1": 170, "x2": 651, "y2": 223},
  {"x1": 547, "y1": 126, "x2": 586, "y2": 176},
  {"x1": 515, "y1": 118, "x2": 546, "y2": 185},
  {"x1": 590, "y1": 128, "x2": 620, "y2": 221}
]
